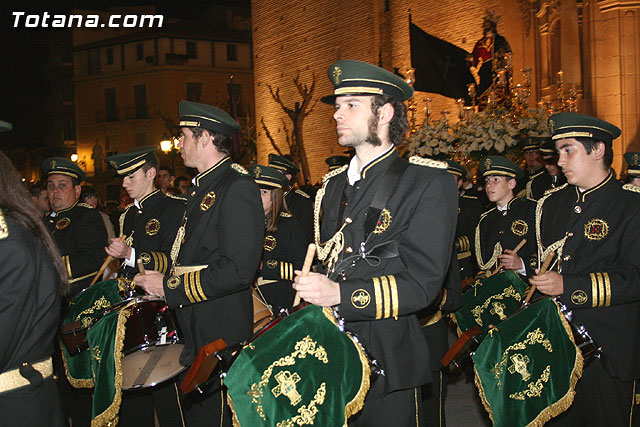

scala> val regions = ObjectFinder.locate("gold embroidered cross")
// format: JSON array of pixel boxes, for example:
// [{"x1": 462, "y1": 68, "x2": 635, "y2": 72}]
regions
[
  {"x1": 508, "y1": 354, "x2": 531, "y2": 381},
  {"x1": 490, "y1": 301, "x2": 507, "y2": 320},
  {"x1": 272, "y1": 371, "x2": 302, "y2": 406}
]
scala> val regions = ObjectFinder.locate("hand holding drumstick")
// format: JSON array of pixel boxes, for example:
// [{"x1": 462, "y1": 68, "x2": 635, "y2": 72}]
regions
[{"x1": 293, "y1": 244, "x2": 341, "y2": 307}]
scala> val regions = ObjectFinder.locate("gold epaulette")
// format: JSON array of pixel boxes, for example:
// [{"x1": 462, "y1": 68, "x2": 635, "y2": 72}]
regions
[
  {"x1": 0, "y1": 208, "x2": 8, "y2": 239},
  {"x1": 461, "y1": 194, "x2": 478, "y2": 200},
  {"x1": 542, "y1": 183, "x2": 568, "y2": 196},
  {"x1": 408, "y1": 156, "x2": 447, "y2": 169},
  {"x1": 166, "y1": 193, "x2": 187, "y2": 202},
  {"x1": 295, "y1": 189, "x2": 310, "y2": 198},
  {"x1": 279, "y1": 212, "x2": 293, "y2": 218},
  {"x1": 322, "y1": 164, "x2": 348, "y2": 182},
  {"x1": 231, "y1": 163, "x2": 250, "y2": 176},
  {"x1": 623, "y1": 183, "x2": 640, "y2": 194},
  {"x1": 479, "y1": 206, "x2": 496, "y2": 220},
  {"x1": 78, "y1": 202, "x2": 94, "y2": 209}
]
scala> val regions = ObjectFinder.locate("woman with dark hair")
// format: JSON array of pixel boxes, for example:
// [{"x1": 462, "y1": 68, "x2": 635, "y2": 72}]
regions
[
  {"x1": 0, "y1": 150, "x2": 66, "y2": 426},
  {"x1": 250, "y1": 164, "x2": 308, "y2": 313}
]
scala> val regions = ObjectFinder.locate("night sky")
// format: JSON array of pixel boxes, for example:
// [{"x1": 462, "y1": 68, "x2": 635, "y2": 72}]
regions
[{"x1": 0, "y1": 0, "x2": 248, "y2": 149}]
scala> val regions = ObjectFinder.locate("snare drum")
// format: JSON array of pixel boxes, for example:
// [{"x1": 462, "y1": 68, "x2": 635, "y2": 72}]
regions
[
  {"x1": 556, "y1": 299, "x2": 602, "y2": 363},
  {"x1": 119, "y1": 296, "x2": 187, "y2": 390}
]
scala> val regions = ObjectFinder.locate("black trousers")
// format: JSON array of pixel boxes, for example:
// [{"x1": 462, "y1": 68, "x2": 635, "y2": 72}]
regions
[
  {"x1": 549, "y1": 358, "x2": 636, "y2": 426},
  {"x1": 118, "y1": 378, "x2": 186, "y2": 427},
  {"x1": 422, "y1": 370, "x2": 447, "y2": 427},
  {"x1": 0, "y1": 377, "x2": 65, "y2": 427},
  {"x1": 348, "y1": 378, "x2": 423, "y2": 427},
  {"x1": 181, "y1": 376, "x2": 233, "y2": 427}
]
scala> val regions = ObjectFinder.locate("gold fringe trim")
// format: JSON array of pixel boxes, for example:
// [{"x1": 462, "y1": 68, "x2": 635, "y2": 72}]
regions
[
  {"x1": 231, "y1": 163, "x2": 249, "y2": 176},
  {"x1": 61, "y1": 338, "x2": 94, "y2": 388},
  {"x1": 0, "y1": 208, "x2": 8, "y2": 239},
  {"x1": 321, "y1": 308, "x2": 370, "y2": 425},
  {"x1": 473, "y1": 299, "x2": 584, "y2": 427},
  {"x1": 91, "y1": 307, "x2": 133, "y2": 427},
  {"x1": 228, "y1": 393, "x2": 241, "y2": 427}
]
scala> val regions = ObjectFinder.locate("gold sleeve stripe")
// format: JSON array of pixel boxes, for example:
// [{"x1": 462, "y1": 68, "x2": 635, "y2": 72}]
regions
[
  {"x1": 150, "y1": 252, "x2": 165, "y2": 273},
  {"x1": 280, "y1": 262, "x2": 284, "y2": 280},
  {"x1": 194, "y1": 270, "x2": 206, "y2": 301},
  {"x1": 590, "y1": 273, "x2": 597, "y2": 308},
  {"x1": 388, "y1": 275, "x2": 399, "y2": 318},
  {"x1": 151, "y1": 251, "x2": 159, "y2": 271},
  {"x1": 596, "y1": 272, "x2": 605, "y2": 308},
  {"x1": 288, "y1": 263, "x2": 292, "y2": 281},
  {"x1": 604, "y1": 272, "x2": 611, "y2": 307},
  {"x1": 162, "y1": 253, "x2": 168, "y2": 273},
  {"x1": 183, "y1": 273, "x2": 195, "y2": 304},
  {"x1": 189, "y1": 272, "x2": 201, "y2": 302},
  {"x1": 381, "y1": 275, "x2": 391, "y2": 319},
  {"x1": 373, "y1": 277, "x2": 382, "y2": 319}
]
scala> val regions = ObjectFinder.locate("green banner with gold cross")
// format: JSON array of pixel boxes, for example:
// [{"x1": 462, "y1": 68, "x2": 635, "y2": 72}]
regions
[
  {"x1": 224, "y1": 304, "x2": 370, "y2": 427},
  {"x1": 60, "y1": 279, "x2": 132, "y2": 427},
  {"x1": 472, "y1": 298, "x2": 583, "y2": 427},
  {"x1": 452, "y1": 270, "x2": 529, "y2": 334}
]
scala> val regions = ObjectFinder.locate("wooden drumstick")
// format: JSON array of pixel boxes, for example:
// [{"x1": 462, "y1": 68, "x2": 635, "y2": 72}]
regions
[
  {"x1": 137, "y1": 259, "x2": 146, "y2": 275},
  {"x1": 523, "y1": 250, "x2": 556, "y2": 305},
  {"x1": 293, "y1": 243, "x2": 316, "y2": 307},
  {"x1": 89, "y1": 234, "x2": 127, "y2": 286},
  {"x1": 489, "y1": 238, "x2": 527, "y2": 277}
]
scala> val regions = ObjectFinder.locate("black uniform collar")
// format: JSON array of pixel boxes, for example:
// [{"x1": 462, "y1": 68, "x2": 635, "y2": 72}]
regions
[
  {"x1": 358, "y1": 146, "x2": 397, "y2": 180},
  {"x1": 193, "y1": 156, "x2": 231, "y2": 188},
  {"x1": 51, "y1": 200, "x2": 78, "y2": 217},
  {"x1": 137, "y1": 189, "x2": 162, "y2": 210},
  {"x1": 574, "y1": 172, "x2": 614, "y2": 203}
]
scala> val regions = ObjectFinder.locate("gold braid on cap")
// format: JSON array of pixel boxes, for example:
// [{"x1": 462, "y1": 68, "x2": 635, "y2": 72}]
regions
[{"x1": 475, "y1": 208, "x2": 502, "y2": 270}]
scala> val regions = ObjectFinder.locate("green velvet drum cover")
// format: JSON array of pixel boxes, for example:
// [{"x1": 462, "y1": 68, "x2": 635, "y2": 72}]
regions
[{"x1": 224, "y1": 305, "x2": 371, "y2": 427}]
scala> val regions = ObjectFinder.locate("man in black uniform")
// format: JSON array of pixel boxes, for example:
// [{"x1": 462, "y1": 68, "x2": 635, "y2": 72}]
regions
[
  {"x1": 42, "y1": 157, "x2": 108, "y2": 426},
  {"x1": 104, "y1": 146, "x2": 187, "y2": 426},
  {"x1": 524, "y1": 137, "x2": 555, "y2": 200},
  {"x1": 0, "y1": 128, "x2": 65, "y2": 426},
  {"x1": 446, "y1": 160, "x2": 483, "y2": 283},
  {"x1": 268, "y1": 153, "x2": 314, "y2": 243},
  {"x1": 531, "y1": 139, "x2": 567, "y2": 197},
  {"x1": 134, "y1": 101, "x2": 264, "y2": 426},
  {"x1": 293, "y1": 59, "x2": 458, "y2": 425},
  {"x1": 475, "y1": 156, "x2": 536, "y2": 276},
  {"x1": 530, "y1": 112, "x2": 640, "y2": 426},
  {"x1": 43, "y1": 157, "x2": 108, "y2": 298}
]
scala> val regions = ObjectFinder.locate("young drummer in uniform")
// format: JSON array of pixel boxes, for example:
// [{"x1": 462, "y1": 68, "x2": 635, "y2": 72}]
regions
[
  {"x1": 475, "y1": 156, "x2": 536, "y2": 276},
  {"x1": 293, "y1": 59, "x2": 457, "y2": 425},
  {"x1": 133, "y1": 101, "x2": 264, "y2": 426},
  {"x1": 250, "y1": 164, "x2": 308, "y2": 312},
  {"x1": 104, "y1": 146, "x2": 186, "y2": 427},
  {"x1": 268, "y1": 154, "x2": 314, "y2": 243},
  {"x1": 530, "y1": 112, "x2": 640, "y2": 426}
]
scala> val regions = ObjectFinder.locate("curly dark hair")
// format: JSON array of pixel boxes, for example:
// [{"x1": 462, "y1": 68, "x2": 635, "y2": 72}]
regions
[
  {"x1": 370, "y1": 95, "x2": 410, "y2": 146},
  {"x1": 191, "y1": 127, "x2": 232, "y2": 156}
]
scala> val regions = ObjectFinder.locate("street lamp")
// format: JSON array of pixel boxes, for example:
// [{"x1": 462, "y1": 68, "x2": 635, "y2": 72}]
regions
[
  {"x1": 71, "y1": 153, "x2": 79, "y2": 162},
  {"x1": 160, "y1": 133, "x2": 178, "y2": 171}
]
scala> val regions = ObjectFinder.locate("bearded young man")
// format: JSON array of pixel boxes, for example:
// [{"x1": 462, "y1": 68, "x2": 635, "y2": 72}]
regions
[{"x1": 293, "y1": 60, "x2": 457, "y2": 426}]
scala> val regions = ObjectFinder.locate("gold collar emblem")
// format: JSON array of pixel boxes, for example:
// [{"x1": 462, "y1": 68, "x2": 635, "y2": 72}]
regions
[
  {"x1": 584, "y1": 218, "x2": 608, "y2": 241},
  {"x1": 351, "y1": 289, "x2": 370, "y2": 309},
  {"x1": 200, "y1": 191, "x2": 216, "y2": 212},
  {"x1": 139, "y1": 253, "x2": 151, "y2": 264},
  {"x1": 145, "y1": 219, "x2": 160, "y2": 236},
  {"x1": 263, "y1": 235, "x2": 277, "y2": 251},
  {"x1": 167, "y1": 275, "x2": 181, "y2": 289},
  {"x1": 571, "y1": 290, "x2": 588, "y2": 305},
  {"x1": 55, "y1": 217, "x2": 70, "y2": 230},
  {"x1": 332, "y1": 66, "x2": 342, "y2": 84},
  {"x1": 511, "y1": 219, "x2": 528, "y2": 236}
]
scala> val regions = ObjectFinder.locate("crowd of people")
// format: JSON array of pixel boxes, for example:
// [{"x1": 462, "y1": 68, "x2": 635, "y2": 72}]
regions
[{"x1": 1, "y1": 58, "x2": 639, "y2": 427}]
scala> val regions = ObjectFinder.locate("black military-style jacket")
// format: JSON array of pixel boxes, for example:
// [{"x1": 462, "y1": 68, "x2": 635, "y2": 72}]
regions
[
  {"x1": 317, "y1": 148, "x2": 457, "y2": 395},
  {"x1": 46, "y1": 201, "x2": 108, "y2": 298},
  {"x1": 475, "y1": 196, "x2": 537, "y2": 275},
  {"x1": 456, "y1": 194, "x2": 483, "y2": 280},
  {"x1": 527, "y1": 170, "x2": 567, "y2": 201},
  {"x1": 258, "y1": 213, "x2": 308, "y2": 312},
  {"x1": 119, "y1": 189, "x2": 186, "y2": 278},
  {"x1": 1, "y1": 212, "x2": 61, "y2": 373},
  {"x1": 163, "y1": 157, "x2": 264, "y2": 365},
  {"x1": 285, "y1": 188, "x2": 313, "y2": 243},
  {"x1": 536, "y1": 174, "x2": 640, "y2": 380}
]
